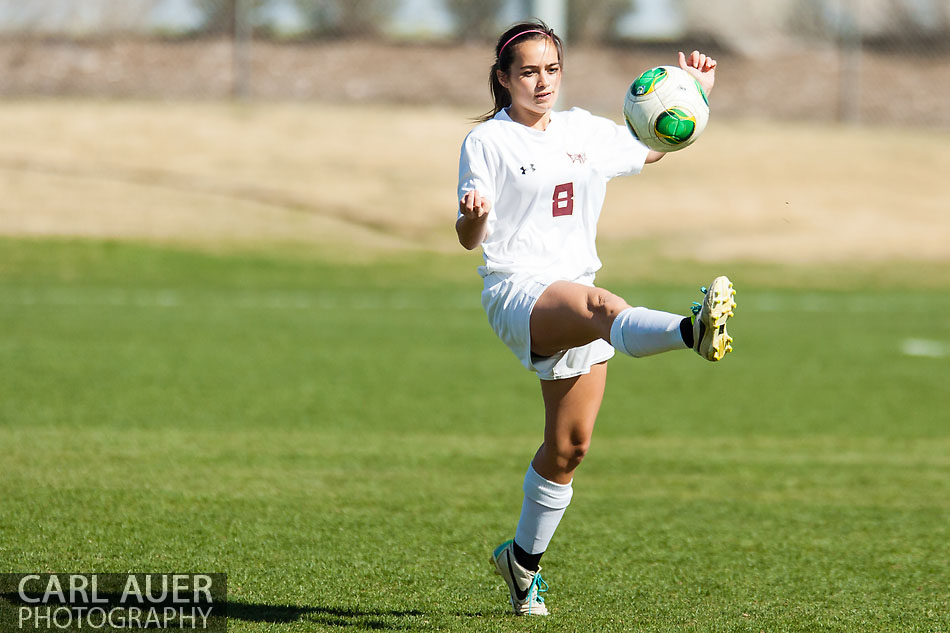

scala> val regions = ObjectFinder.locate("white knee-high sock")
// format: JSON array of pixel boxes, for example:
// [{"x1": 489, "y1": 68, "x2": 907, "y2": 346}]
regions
[
  {"x1": 513, "y1": 464, "x2": 573, "y2": 555},
  {"x1": 609, "y1": 306, "x2": 687, "y2": 357}
]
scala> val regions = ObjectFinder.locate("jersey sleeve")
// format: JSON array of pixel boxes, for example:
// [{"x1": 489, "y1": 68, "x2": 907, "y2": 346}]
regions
[
  {"x1": 588, "y1": 115, "x2": 650, "y2": 180},
  {"x1": 457, "y1": 134, "x2": 497, "y2": 216}
]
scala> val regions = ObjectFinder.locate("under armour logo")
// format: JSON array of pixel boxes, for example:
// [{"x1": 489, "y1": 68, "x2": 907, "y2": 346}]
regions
[{"x1": 519, "y1": 164, "x2": 536, "y2": 175}]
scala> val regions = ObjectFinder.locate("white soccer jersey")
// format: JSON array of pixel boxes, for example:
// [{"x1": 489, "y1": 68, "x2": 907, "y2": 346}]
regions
[{"x1": 457, "y1": 107, "x2": 649, "y2": 280}]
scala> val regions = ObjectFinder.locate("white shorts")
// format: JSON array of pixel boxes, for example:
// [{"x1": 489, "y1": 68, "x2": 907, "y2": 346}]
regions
[{"x1": 481, "y1": 271, "x2": 615, "y2": 381}]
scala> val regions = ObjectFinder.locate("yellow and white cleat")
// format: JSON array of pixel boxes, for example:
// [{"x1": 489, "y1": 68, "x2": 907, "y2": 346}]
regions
[{"x1": 691, "y1": 276, "x2": 737, "y2": 362}]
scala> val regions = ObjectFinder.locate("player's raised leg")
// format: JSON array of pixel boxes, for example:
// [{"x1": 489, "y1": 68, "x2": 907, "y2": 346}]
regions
[
  {"x1": 529, "y1": 277, "x2": 736, "y2": 362},
  {"x1": 530, "y1": 281, "x2": 690, "y2": 359}
]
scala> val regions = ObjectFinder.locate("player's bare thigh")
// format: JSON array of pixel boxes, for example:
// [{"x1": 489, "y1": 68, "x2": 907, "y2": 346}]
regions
[
  {"x1": 532, "y1": 360, "x2": 608, "y2": 484},
  {"x1": 530, "y1": 281, "x2": 630, "y2": 357}
]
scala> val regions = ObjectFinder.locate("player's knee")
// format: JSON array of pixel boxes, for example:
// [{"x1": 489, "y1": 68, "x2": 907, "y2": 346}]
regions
[
  {"x1": 557, "y1": 437, "x2": 590, "y2": 471},
  {"x1": 586, "y1": 288, "x2": 626, "y2": 319}
]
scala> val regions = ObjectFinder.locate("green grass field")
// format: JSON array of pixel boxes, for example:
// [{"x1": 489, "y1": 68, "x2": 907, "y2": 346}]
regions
[{"x1": 0, "y1": 237, "x2": 948, "y2": 632}]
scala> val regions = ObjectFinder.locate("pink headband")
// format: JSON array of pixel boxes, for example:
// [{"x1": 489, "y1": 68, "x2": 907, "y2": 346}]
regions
[{"x1": 499, "y1": 29, "x2": 550, "y2": 56}]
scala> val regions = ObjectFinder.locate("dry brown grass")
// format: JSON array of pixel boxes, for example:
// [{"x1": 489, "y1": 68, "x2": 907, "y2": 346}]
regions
[{"x1": 0, "y1": 99, "x2": 947, "y2": 265}]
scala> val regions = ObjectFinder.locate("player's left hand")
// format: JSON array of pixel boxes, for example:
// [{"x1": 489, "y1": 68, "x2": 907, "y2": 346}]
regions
[{"x1": 678, "y1": 50, "x2": 716, "y2": 95}]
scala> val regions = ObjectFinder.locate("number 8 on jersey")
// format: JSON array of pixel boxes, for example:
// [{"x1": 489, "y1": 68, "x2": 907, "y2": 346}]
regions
[{"x1": 552, "y1": 182, "x2": 574, "y2": 217}]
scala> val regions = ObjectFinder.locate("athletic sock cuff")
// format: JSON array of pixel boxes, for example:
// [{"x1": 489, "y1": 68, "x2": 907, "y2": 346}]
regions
[
  {"x1": 610, "y1": 306, "x2": 686, "y2": 358},
  {"x1": 523, "y1": 464, "x2": 573, "y2": 509},
  {"x1": 609, "y1": 306, "x2": 636, "y2": 356}
]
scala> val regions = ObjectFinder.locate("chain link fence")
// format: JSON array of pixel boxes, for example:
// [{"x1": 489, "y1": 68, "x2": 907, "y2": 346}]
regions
[{"x1": 1, "y1": 0, "x2": 948, "y2": 125}]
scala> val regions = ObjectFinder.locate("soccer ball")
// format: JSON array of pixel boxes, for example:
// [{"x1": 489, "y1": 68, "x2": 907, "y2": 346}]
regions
[{"x1": 623, "y1": 65, "x2": 709, "y2": 152}]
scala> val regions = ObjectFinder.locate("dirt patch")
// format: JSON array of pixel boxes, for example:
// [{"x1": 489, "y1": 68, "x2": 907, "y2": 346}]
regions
[
  {"x1": 2, "y1": 39, "x2": 948, "y2": 266},
  {"x1": 0, "y1": 100, "x2": 947, "y2": 265}
]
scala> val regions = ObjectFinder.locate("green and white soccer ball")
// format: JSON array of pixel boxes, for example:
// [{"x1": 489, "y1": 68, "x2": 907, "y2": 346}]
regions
[{"x1": 623, "y1": 65, "x2": 709, "y2": 152}]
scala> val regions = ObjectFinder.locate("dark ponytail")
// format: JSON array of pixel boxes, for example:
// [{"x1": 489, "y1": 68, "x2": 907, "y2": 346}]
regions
[{"x1": 476, "y1": 20, "x2": 564, "y2": 123}]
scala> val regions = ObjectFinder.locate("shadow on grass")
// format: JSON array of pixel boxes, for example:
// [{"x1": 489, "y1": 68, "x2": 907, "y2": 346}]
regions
[
  {"x1": 2, "y1": 593, "x2": 424, "y2": 630},
  {"x1": 228, "y1": 602, "x2": 425, "y2": 629}
]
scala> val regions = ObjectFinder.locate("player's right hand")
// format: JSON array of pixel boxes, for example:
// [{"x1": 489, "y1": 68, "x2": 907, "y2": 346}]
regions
[{"x1": 459, "y1": 190, "x2": 492, "y2": 220}]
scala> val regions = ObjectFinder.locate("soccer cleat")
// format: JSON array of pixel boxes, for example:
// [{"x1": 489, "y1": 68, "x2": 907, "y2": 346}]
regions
[
  {"x1": 690, "y1": 276, "x2": 736, "y2": 362},
  {"x1": 489, "y1": 540, "x2": 549, "y2": 616}
]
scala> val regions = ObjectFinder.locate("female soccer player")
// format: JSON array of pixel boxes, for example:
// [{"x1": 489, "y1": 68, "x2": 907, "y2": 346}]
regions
[{"x1": 456, "y1": 20, "x2": 736, "y2": 616}]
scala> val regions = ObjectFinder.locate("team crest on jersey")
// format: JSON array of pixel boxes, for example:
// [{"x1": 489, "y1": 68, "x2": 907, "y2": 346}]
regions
[
  {"x1": 566, "y1": 152, "x2": 587, "y2": 165},
  {"x1": 519, "y1": 164, "x2": 536, "y2": 175}
]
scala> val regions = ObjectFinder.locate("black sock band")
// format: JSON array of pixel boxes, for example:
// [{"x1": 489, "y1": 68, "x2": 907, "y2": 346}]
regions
[
  {"x1": 512, "y1": 540, "x2": 543, "y2": 572},
  {"x1": 680, "y1": 317, "x2": 694, "y2": 348}
]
